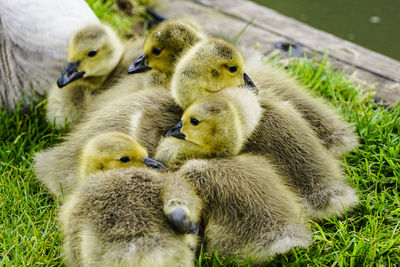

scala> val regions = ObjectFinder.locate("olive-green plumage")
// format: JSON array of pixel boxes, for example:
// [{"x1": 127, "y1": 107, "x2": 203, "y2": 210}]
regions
[
  {"x1": 60, "y1": 132, "x2": 201, "y2": 266},
  {"x1": 78, "y1": 131, "x2": 150, "y2": 179},
  {"x1": 169, "y1": 38, "x2": 359, "y2": 219},
  {"x1": 61, "y1": 167, "x2": 200, "y2": 267},
  {"x1": 47, "y1": 23, "x2": 143, "y2": 128},
  {"x1": 245, "y1": 57, "x2": 359, "y2": 156},
  {"x1": 178, "y1": 156, "x2": 311, "y2": 264},
  {"x1": 171, "y1": 38, "x2": 246, "y2": 108},
  {"x1": 35, "y1": 88, "x2": 182, "y2": 198},
  {"x1": 244, "y1": 92, "x2": 359, "y2": 219},
  {"x1": 155, "y1": 87, "x2": 261, "y2": 163},
  {"x1": 139, "y1": 18, "x2": 206, "y2": 87},
  {"x1": 144, "y1": 19, "x2": 358, "y2": 156},
  {"x1": 68, "y1": 18, "x2": 206, "y2": 122},
  {"x1": 155, "y1": 90, "x2": 311, "y2": 264}
]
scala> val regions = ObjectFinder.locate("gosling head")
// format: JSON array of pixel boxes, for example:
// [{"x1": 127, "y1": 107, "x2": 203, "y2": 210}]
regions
[
  {"x1": 165, "y1": 96, "x2": 246, "y2": 158},
  {"x1": 171, "y1": 38, "x2": 258, "y2": 108},
  {"x1": 57, "y1": 24, "x2": 123, "y2": 89},
  {"x1": 127, "y1": 18, "x2": 206, "y2": 82},
  {"x1": 80, "y1": 132, "x2": 165, "y2": 179}
]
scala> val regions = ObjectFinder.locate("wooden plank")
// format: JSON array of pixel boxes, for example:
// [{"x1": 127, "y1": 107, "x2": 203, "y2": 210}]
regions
[
  {"x1": 199, "y1": 0, "x2": 400, "y2": 81},
  {"x1": 155, "y1": 0, "x2": 400, "y2": 103}
]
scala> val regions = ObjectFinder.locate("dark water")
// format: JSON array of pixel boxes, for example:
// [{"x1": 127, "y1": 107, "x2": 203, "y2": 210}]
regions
[{"x1": 252, "y1": 0, "x2": 400, "y2": 61}]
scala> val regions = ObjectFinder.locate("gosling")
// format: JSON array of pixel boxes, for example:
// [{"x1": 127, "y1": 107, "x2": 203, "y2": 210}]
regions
[
  {"x1": 168, "y1": 38, "x2": 359, "y2": 219},
  {"x1": 127, "y1": 18, "x2": 206, "y2": 87},
  {"x1": 61, "y1": 131, "x2": 201, "y2": 267},
  {"x1": 155, "y1": 91, "x2": 312, "y2": 264},
  {"x1": 81, "y1": 18, "x2": 206, "y2": 114},
  {"x1": 173, "y1": 37, "x2": 358, "y2": 156},
  {"x1": 34, "y1": 87, "x2": 182, "y2": 198},
  {"x1": 46, "y1": 23, "x2": 143, "y2": 128},
  {"x1": 129, "y1": 18, "x2": 358, "y2": 156},
  {"x1": 245, "y1": 55, "x2": 359, "y2": 156}
]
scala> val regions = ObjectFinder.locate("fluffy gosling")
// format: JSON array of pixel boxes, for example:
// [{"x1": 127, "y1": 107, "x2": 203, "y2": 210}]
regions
[
  {"x1": 155, "y1": 91, "x2": 311, "y2": 264},
  {"x1": 245, "y1": 56, "x2": 359, "y2": 156},
  {"x1": 155, "y1": 87, "x2": 261, "y2": 163},
  {"x1": 78, "y1": 131, "x2": 164, "y2": 179},
  {"x1": 130, "y1": 17, "x2": 357, "y2": 156},
  {"x1": 34, "y1": 88, "x2": 182, "y2": 198},
  {"x1": 47, "y1": 23, "x2": 143, "y2": 128},
  {"x1": 168, "y1": 38, "x2": 359, "y2": 219},
  {"x1": 61, "y1": 131, "x2": 201, "y2": 267},
  {"x1": 127, "y1": 18, "x2": 206, "y2": 87},
  {"x1": 81, "y1": 18, "x2": 206, "y2": 115}
]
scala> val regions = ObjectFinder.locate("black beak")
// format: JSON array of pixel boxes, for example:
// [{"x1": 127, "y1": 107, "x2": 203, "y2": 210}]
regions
[
  {"x1": 165, "y1": 121, "x2": 186, "y2": 140},
  {"x1": 143, "y1": 157, "x2": 165, "y2": 171},
  {"x1": 128, "y1": 53, "x2": 152, "y2": 74},
  {"x1": 57, "y1": 61, "x2": 85, "y2": 88},
  {"x1": 243, "y1": 73, "x2": 259, "y2": 94}
]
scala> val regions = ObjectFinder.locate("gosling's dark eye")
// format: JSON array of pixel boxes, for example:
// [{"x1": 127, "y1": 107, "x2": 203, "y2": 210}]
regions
[
  {"x1": 119, "y1": 156, "x2": 131, "y2": 163},
  {"x1": 88, "y1": 50, "x2": 98, "y2": 57},
  {"x1": 152, "y1": 47, "x2": 162, "y2": 56},
  {"x1": 228, "y1": 66, "x2": 238, "y2": 73},
  {"x1": 190, "y1": 118, "x2": 199, "y2": 126}
]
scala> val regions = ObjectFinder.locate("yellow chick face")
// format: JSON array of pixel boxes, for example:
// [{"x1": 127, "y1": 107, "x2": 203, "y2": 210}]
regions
[
  {"x1": 171, "y1": 38, "x2": 257, "y2": 108},
  {"x1": 80, "y1": 132, "x2": 165, "y2": 179},
  {"x1": 57, "y1": 24, "x2": 123, "y2": 88},
  {"x1": 165, "y1": 97, "x2": 244, "y2": 157},
  {"x1": 128, "y1": 18, "x2": 205, "y2": 80}
]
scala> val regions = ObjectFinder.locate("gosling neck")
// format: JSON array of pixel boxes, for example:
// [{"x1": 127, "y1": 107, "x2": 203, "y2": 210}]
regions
[
  {"x1": 149, "y1": 70, "x2": 172, "y2": 89},
  {"x1": 220, "y1": 87, "x2": 262, "y2": 140},
  {"x1": 82, "y1": 75, "x2": 109, "y2": 90}
]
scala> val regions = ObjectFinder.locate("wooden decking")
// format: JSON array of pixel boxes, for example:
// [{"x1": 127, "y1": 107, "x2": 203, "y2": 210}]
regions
[{"x1": 154, "y1": 0, "x2": 400, "y2": 103}]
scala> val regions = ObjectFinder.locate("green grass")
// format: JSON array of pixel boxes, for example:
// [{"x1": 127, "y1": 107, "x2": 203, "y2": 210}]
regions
[
  {"x1": 268, "y1": 55, "x2": 400, "y2": 266},
  {"x1": 1, "y1": 1, "x2": 399, "y2": 266},
  {"x1": 0, "y1": 100, "x2": 65, "y2": 266}
]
